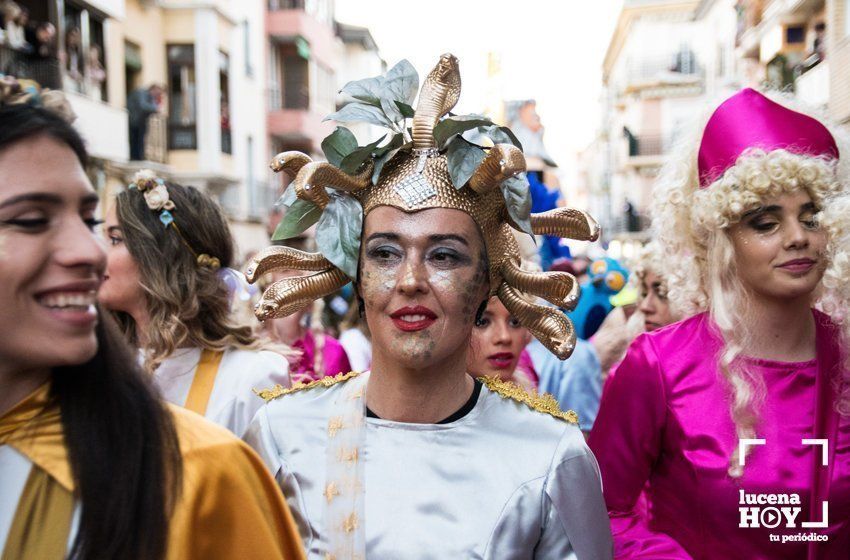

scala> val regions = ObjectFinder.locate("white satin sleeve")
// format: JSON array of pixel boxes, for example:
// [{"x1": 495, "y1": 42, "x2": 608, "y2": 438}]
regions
[
  {"x1": 538, "y1": 449, "x2": 613, "y2": 559},
  {"x1": 207, "y1": 349, "x2": 291, "y2": 437},
  {"x1": 243, "y1": 405, "x2": 315, "y2": 550}
]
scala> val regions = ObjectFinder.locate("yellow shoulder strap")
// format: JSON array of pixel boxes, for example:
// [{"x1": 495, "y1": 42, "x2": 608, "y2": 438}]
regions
[
  {"x1": 184, "y1": 349, "x2": 225, "y2": 416},
  {"x1": 2, "y1": 465, "x2": 75, "y2": 560}
]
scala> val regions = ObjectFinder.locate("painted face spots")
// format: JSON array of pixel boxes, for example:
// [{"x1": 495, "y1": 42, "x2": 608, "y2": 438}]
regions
[{"x1": 359, "y1": 206, "x2": 489, "y2": 370}]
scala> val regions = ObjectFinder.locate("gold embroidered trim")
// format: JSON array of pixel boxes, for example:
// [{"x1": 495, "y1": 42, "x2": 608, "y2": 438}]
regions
[
  {"x1": 481, "y1": 376, "x2": 579, "y2": 425},
  {"x1": 254, "y1": 371, "x2": 360, "y2": 403}
]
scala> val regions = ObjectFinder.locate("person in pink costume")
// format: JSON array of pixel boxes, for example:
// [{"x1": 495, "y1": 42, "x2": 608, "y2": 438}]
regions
[{"x1": 588, "y1": 89, "x2": 850, "y2": 559}]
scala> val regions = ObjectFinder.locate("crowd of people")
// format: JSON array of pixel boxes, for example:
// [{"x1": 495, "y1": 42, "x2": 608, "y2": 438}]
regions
[
  {"x1": 0, "y1": 2, "x2": 105, "y2": 96},
  {"x1": 1, "y1": 51, "x2": 849, "y2": 559}
]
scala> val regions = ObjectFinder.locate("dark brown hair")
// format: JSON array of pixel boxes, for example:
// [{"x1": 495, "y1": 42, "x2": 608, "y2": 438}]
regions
[{"x1": 0, "y1": 103, "x2": 182, "y2": 559}]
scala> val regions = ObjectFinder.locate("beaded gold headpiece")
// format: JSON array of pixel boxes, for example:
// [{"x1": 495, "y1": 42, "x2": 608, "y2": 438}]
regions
[{"x1": 246, "y1": 54, "x2": 600, "y2": 358}]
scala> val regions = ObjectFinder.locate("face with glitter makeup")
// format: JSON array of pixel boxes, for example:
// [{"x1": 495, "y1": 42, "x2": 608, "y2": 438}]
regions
[{"x1": 358, "y1": 206, "x2": 490, "y2": 370}]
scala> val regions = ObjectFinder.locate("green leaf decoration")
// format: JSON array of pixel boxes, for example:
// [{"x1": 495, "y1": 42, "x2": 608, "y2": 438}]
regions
[
  {"x1": 496, "y1": 126, "x2": 524, "y2": 151},
  {"x1": 446, "y1": 136, "x2": 486, "y2": 189},
  {"x1": 479, "y1": 125, "x2": 524, "y2": 150},
  {"x1": 433, "y1": 115, "x2": 494, "y2": 149},
  {"x1": 500, "y1": 173, "x2": 534, "y2": 237},
  {"x1": 325, "y1": 103, "x2": 395, "y2": 129},
  {"x1": 275, "y1": 184, "x2": 298, "y2": 209},
  {"x1": 339, "y1": 134, "x2": 387, "y2": 174},
  {"x1": 272, "y1": 198, "x2": 323, "y2": 241},
  {"x1": 339, "y1": 75, "x2": 384, "y2": 107},
  {"x1": 321, "y1": 127, "x2": 358, "y2": 167},
  {"x1": 316, "y1": 194, "x2": 363, "y2": 279},
  {"x1": 380, "y1": 96, "x2": 403, "y2": 123},
  {"x1": 395, "y1": 101, "x2": 415, "y2": 118},
  {"x1": 371, "y1": 136, "x2": 408, "y2": 185},
  {"x1": 383, "y1": 59, "x2": 419, "y2": 105}
]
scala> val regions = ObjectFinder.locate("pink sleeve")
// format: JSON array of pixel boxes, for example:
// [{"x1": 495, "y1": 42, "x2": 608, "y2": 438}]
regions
[
  {"x1": 588, "y1": 336, "x2": 692, "y2": 559},
  {"x1": 322, "y1": 336, "x2": 353, "y2": 376}
]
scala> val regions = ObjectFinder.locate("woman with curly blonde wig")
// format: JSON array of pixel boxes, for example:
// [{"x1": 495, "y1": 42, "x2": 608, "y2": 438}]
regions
[
  {"x1": 589, "y1": 89, "x2": 850, "y2": 559},
  {"x1": 99, "y1": 174, "x2": 294, "y2": 436}
]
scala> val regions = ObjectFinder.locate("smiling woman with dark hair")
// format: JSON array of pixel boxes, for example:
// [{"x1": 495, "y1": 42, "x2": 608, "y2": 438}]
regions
[
  {"x1": 0, "y1": 96, "x2": 303, "y2": 559},
  {"x1": 244, "y1": 55, "x2": 613, "y2": 559}
]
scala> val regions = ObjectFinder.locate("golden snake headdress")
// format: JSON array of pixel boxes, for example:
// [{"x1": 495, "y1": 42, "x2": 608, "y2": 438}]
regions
[{"x1": 245, "y1": 54, "x2": 599, "y2": 359}]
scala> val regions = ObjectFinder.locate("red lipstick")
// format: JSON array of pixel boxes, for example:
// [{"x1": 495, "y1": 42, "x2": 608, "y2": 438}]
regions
[
  {"x1": 390, "y1": 305, "x2": 437, "y2": 332},
  {"x1": 487, "y1": 352, "x2": 515, "y2": 370}
]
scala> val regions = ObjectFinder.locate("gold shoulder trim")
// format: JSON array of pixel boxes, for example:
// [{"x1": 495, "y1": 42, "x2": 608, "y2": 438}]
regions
[
  {"x1": 254, "y1": 371, "x2": 360, "y2": 403},
  {"x1": 480, "y1": 377, "x2": 579, "y2": 425}
]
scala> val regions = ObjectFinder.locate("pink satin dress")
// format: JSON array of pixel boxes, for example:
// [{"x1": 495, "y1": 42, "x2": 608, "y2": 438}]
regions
[{"x1": 589, "y1": 311, "x2": 849, "y2": 559}]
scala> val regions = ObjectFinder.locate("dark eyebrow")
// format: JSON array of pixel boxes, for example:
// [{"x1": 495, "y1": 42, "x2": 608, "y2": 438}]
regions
[
  {"x1": 799, "y1": 202, "x2": 817, "y2": 212},
  {"x1": 0, "y1": 192, "x2": 99, "y2": 209},
  {"x1": 742, "y1": 205, "x2": 780, "y2": 219},
  {"x1": 428, "y1": 234, "x2": 469, "y2": 246},
  {"x1": 365, "y1": 232, "x2": 399, "y2": 243},
  {"x1": 365, "y1": 232, "x2": 470, "y2": 247}
]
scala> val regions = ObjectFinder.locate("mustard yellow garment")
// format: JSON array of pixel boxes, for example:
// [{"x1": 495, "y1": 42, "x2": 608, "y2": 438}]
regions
[
  {"x1": 183, "y1": 349, "x2": 224, "y2": 416},
  {"x1": 0, "y1": 384, "x2": 73, "y2": 560},
  {"x1": 0, "y1": 382, "x2": 305, "y2": 560}
]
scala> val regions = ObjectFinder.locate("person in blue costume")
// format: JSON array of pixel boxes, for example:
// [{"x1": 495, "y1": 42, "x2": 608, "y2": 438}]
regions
[{"x1": 567, "y1": 257, "x2": 629, "y2": 339}]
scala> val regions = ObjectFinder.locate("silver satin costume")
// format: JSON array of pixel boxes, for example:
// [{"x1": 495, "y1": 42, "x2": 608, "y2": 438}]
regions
[{"x1": 245, "y1": 373, "x2": 613, "y2": 559}]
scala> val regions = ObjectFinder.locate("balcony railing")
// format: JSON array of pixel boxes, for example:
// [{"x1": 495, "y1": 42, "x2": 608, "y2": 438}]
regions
[
  {"x1": 626, "y1": 52, "x2": 702, "y2": 85},
  {"x1": 627, "y1": 134, "x2": 664, "y2": 157},
  {"x1": 168, "y1": 123, "x2": 197, "y2": 150},
  {"x1": 0, "y1": 44, "x2": 61, "y2": 89},
  {"x1": 145, "y1": 114, "x2": 168, "y2": 163}
]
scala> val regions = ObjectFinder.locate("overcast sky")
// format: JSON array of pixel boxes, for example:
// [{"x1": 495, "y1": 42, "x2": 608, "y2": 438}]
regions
[{"x1": 335, "y1": 0, "x2": 624, "y2": 179}]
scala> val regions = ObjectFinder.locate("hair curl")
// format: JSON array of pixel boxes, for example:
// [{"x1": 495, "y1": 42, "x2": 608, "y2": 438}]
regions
[{"x1": 650, "y1": 91, "x2": 850, "y2": 475}]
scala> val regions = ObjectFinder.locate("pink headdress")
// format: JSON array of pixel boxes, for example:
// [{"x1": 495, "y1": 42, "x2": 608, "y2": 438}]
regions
[{"x1": 697, "y1": 88, "x2": 839, "y2": 188}]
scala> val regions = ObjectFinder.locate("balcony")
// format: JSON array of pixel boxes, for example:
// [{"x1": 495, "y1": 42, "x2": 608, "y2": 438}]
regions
[
  {"x1": 145, "y1": 114, "x2": 168, "y2": 164},
  {"x1": 794, "y1": 60, "x2": 829, "y2": 108},
  {"x1": 266, "y1": 5, "x2": 341, "y2": 68},
  {"x1": 267, "y1": 89, "x2": 333, "y2": 153},
  {"x1": 623, "y1": 133, "x2": 665, "y2": 169},
  {"x1": 623, "y1": 52, "x2": 704, "y2": 97},
  {"x1": 66, "y1": 91, "x2": 129, "y2": 161},
  {"x1": 0, "y1": 45, "x2": 61, "y2": 89}
]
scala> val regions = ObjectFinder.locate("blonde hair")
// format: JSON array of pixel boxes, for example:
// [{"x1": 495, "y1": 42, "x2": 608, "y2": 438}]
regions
[
  {"x1": 651, "y1": 92, "x2": 850, "y2": 475},
  {"x1": 113, "y1": 182, "x2": 294, "y2": 372}
]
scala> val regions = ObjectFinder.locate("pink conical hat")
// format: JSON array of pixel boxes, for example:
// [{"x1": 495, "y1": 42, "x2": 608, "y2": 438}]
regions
[{"x1": 698, "y1": 88, "x2": 839, "y2": 188}]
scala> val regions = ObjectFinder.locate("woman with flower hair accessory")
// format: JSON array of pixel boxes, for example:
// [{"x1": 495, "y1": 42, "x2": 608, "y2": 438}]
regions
[
  {"x1": 244, "y1": 54, "x2": 612, "y2": 559},
  {"x1": 0, "y1": 95, "x2": 304, "y2": 559},
  {"x1": 589, "y1": 89, "x2": 850, "y2": 559},
  {"x1": 98, "y1": 172, "x2": 297, "y2": 437}
]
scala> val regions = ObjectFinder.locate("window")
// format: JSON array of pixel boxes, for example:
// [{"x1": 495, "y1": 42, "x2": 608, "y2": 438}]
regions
[
  {"x1": 281, "y1": 44, "x2": 309, "y2": 109},
  {"x1": 785, "y1": 25, "x2": 805, "y2": 44},
  {"x1": 268, "y1": 0, "x2": 305, "y2": 9},
  {"x1": 243, "y1": 20, "x2": 253, "y2": 77},
  {"x1": 63, "y1": 2, "x2": 107, "y2": 100},
  {"x1": 247, "y1": 136, "x2": 258, "y2": 216},
  {"x1": 220, "y1": 51, "x2": 231, "y2": 155},
  {"x1": 167, "y1": 44, "x2": 197, "y2": 150},
  {"x1": 315, "y1": 62, "x2": 334, "y2": 114}
]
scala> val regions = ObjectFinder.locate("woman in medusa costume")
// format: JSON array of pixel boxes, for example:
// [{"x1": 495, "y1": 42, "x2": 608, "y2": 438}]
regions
[
  {"x1": 588, "y1": 89, "x2": 850, "y2": 559},
  {"x1": 245, "y1": 55, "x2": 614, "y2": 559}
]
